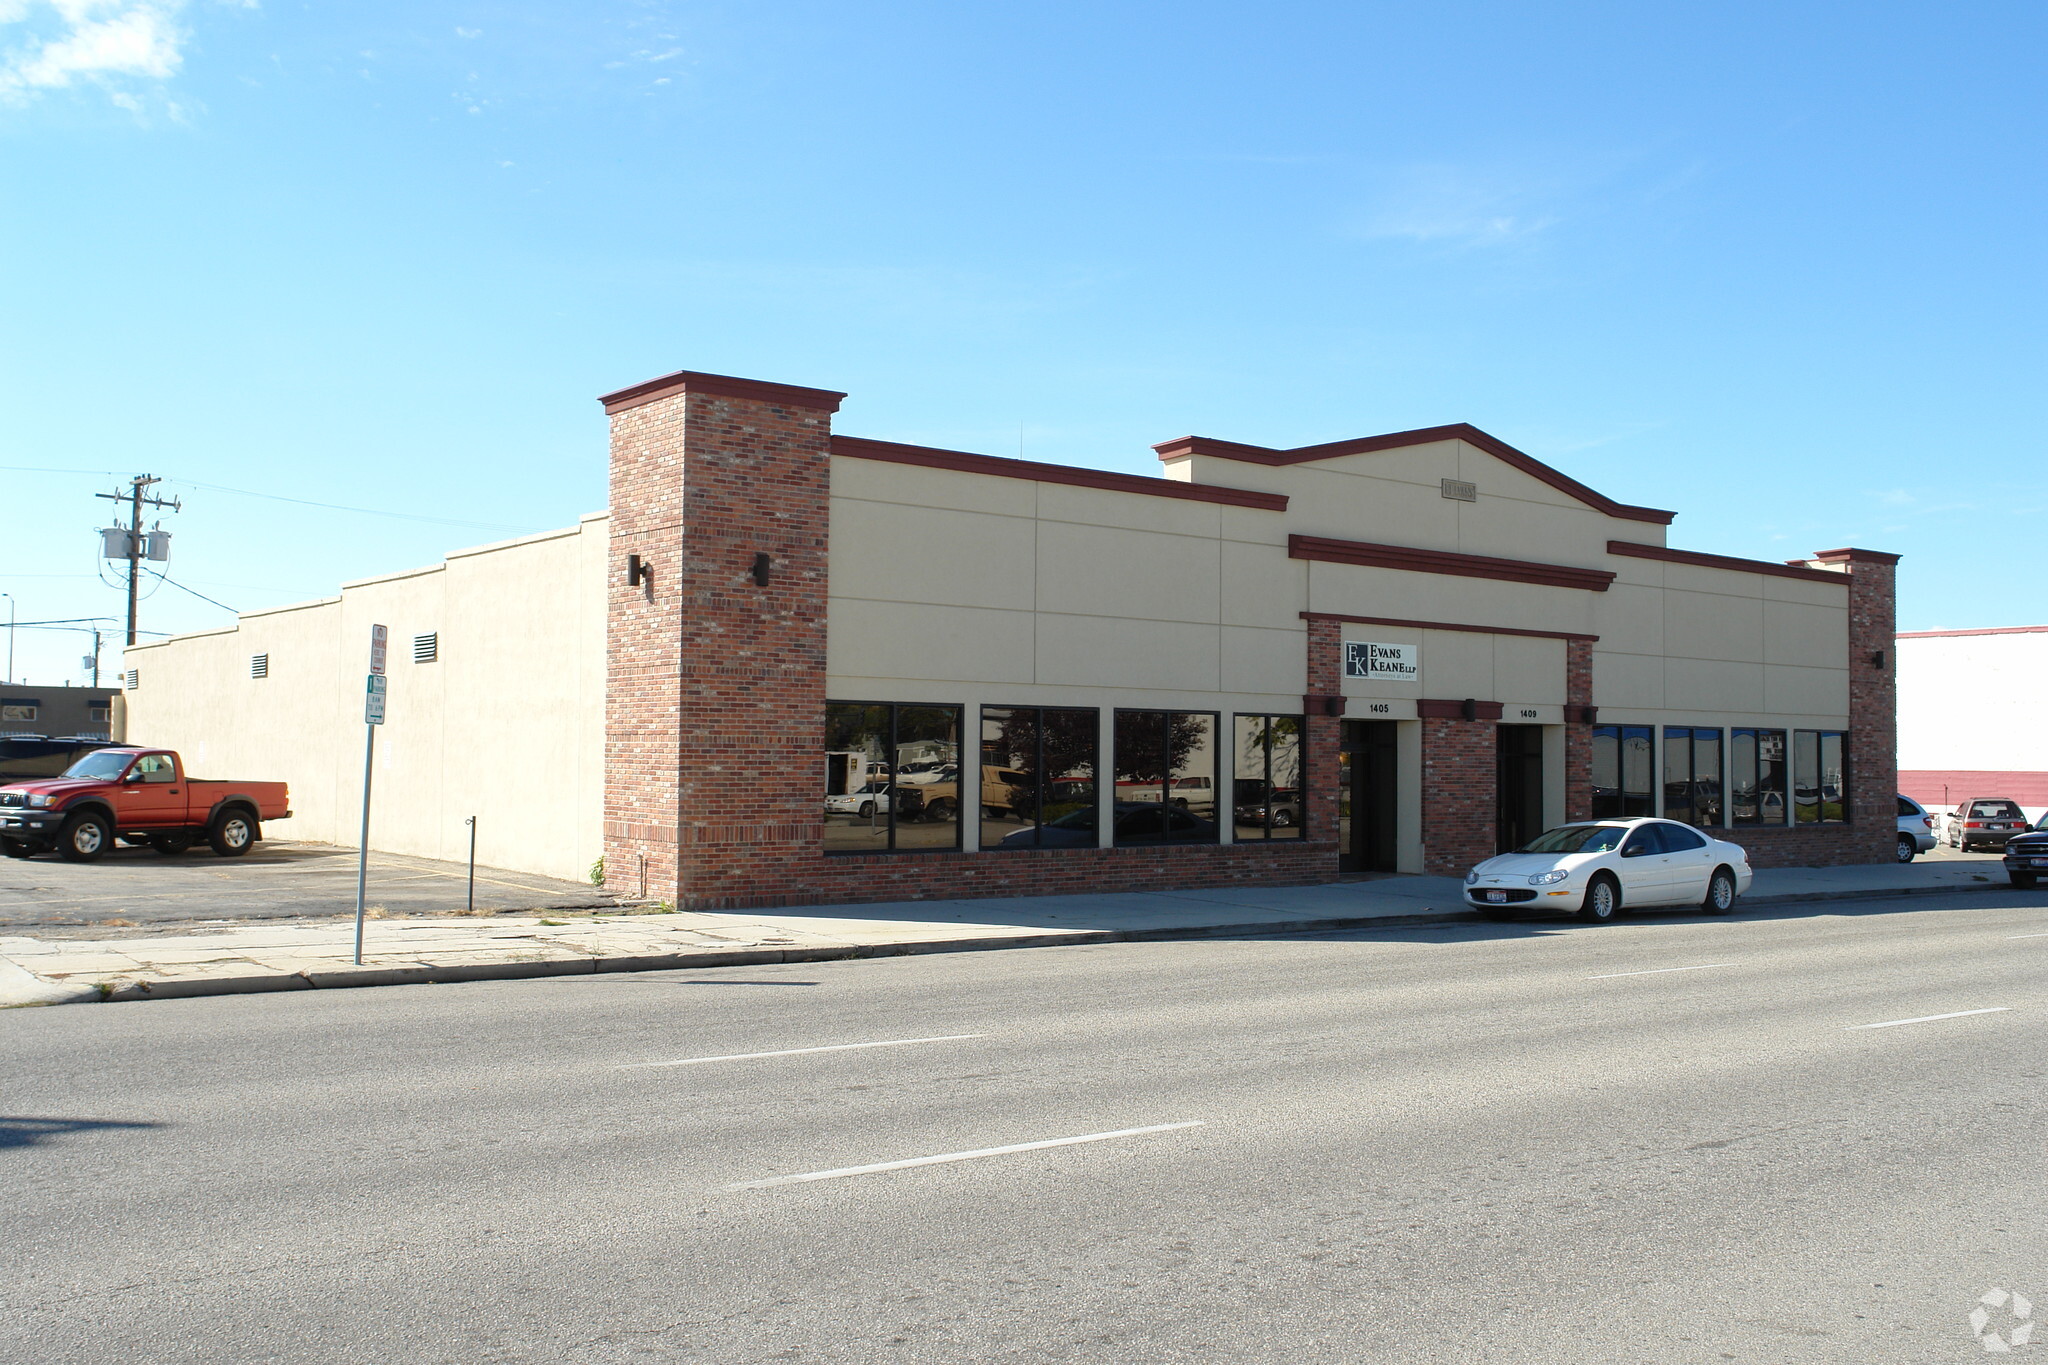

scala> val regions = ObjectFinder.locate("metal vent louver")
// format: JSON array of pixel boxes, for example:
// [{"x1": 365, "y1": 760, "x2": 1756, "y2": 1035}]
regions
[
  {"x1": 251, "y1": 653, "x2": 269, "y2": 679},
  {"x1": 413, "y1": 632, "x2": 438, "y2": 664}
]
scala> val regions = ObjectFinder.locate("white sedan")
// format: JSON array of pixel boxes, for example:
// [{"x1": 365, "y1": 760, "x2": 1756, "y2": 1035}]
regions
[{"x1": 1464, "y1": 818, "x2": 1753, "y2": 923}]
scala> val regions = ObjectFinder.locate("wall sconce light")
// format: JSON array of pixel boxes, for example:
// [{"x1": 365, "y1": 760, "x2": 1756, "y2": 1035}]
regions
[
  {"x1": 752, "y1": 552, "x2": 772, "y2": 587},
  {"x1": 1461, "y1": 697, "x2": 1479, "y2": 722},
  {"x1": 627, "y1": 553, "x2": 649, "y2": 587},
  {"x1": 1869, "y1": 649, "x2": 1885, "y2": 669}
]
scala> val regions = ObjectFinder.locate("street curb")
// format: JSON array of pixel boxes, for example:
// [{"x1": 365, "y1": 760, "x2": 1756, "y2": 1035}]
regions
[{"x1": 19, "y1": 878, "x2": 2023, "y2": 1005}]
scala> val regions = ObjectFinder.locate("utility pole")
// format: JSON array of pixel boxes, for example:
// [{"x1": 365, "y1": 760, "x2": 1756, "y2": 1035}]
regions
[{"x1": 95, "y1": 475, "x2": 180, "y2": 647}]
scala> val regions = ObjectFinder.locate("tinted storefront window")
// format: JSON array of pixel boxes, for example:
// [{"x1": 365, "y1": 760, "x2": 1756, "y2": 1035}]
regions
[
  {"x1": 1113, "y1": 711, "x2": 1219, "y2": 846},
  {"x1": 1730, "y1": 728, "x2": 1787, "y2": 826},
  {"x1": 980, "y1": 707, "x2": 1099, "y2": 851},
  {"x1": 824, "y1": 702, "x2": 963, "y2": 854},
  {"x1": 1662, "y1": 727, "x2": 1724, "y2": 827},
  {"x1": 1590, "y1": 725, "x2": 1653, "y2": 819},
  {"x1": 1233, "y1": 715, "x2": 1305, "y2": 840},
  {"x1": 1794, "y1": 730, "x2": 1847, "y2": 824}
]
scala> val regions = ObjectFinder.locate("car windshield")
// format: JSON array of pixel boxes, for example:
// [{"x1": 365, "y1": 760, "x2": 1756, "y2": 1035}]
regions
[
  {"x1": 61, "y1": 750, "x2": 132, "y2": 781},
  {"x1": 1515, "y1": 824, "x2": 1627, "y2": 855},
  {"x1": 1971, "y1": 801, "x2": 2022, "y2": 818},
  {"x1": 1042, "y1": 807, "x2": 1099, "y2": 831}
]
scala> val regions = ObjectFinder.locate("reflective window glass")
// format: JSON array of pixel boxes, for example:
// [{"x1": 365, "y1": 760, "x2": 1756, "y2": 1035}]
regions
[
  {"x1": 1233, "y1": 715, "x2": 1305, "y2": 841},
  {"x1": 1113, "y1": 711, "x2": 1218, "y2": 846},
  {"x1": 980, "y1": 707, "x2": 1099, "y2": 851},
  {"x1": 823, "y1": 702, "x2": 963, "y2": 854}
]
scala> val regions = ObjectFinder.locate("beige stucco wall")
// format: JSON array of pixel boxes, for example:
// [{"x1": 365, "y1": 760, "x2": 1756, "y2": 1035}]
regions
[
  {"x1": 121, "y1": 514, "x2": 608, "y2": 883},
  {"x1": 829, "y1": 441, "x2": 1851, "y2": 736},
  {"x1": 828, "y1": 438, "x2": 1852, "y2": 860}
]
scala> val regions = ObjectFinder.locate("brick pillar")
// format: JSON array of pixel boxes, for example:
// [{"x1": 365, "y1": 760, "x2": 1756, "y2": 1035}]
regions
[
  {"x1": 598, "y1": 369, "x2": 846, "y2": 905},
  {"x1": 1814, "y1": 547, "x2": 1900, "y2": 864},
  {"x1": 1564, "y1": 637, "x2": 1594, "y2": 822},
  {"x1": 1303, "y1": 617, "x2": 1343, "y2": 859},
  {"x1": 1420, "y1": 707, "x2": 1499, "y2": 877}
]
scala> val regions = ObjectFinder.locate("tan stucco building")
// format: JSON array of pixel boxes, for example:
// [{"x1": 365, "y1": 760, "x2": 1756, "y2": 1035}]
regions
[{"x1": 124, "y1": 369, "x2": 1897, "y2": 903}]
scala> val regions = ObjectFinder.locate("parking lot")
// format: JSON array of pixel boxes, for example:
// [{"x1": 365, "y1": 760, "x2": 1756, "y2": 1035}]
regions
[{"x1": 0, "y1": 839, "x2": 613, "y2": 934}]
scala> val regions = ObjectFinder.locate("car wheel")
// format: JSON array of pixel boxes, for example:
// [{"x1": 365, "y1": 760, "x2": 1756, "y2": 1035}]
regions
[
  {"x1": 56, "y1": 812, "x2": 112, "y2": 863},
  {"x1": 1701, "y1": 867, "x2": 1738, "y2": 915},
  {"x1": 0, "y1": 836, "x2": 35, "y2": 860},
  {"x1": 856, "y1": 801, "x2": 875, "y2": 820},
  {"x1": 148, "y1": 833, "x2": 193, "y2": 856},
  {"x1": 925, "y1": 798, "x2": 956, "y2": 821},
  {"x1": 1271, "y1": 809, "x2": 1295, "y2": 828},
  {"x1": 1894, "y1": 834, "x2": 1916, "y2": 863},
  {"x1": 2013, "y1": 872, "x2": 2040, "y2": 889},
  {"x1": 208, "y1": 809, "x2": 256, "y2": 858},
  {"x1": 1577, "y1": 874, "x2": 1621, "y2": 923}
]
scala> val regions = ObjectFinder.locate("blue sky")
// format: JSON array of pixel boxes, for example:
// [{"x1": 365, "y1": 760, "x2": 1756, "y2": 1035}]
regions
[{"x1": 2, "y1": 0, "x2": 2042, "y2": 685}]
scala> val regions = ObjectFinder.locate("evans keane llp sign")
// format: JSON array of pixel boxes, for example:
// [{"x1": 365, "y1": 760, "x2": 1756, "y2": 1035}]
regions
[{"x1": 1343, "y1": 641, "x2": 1419, "y2": 682}]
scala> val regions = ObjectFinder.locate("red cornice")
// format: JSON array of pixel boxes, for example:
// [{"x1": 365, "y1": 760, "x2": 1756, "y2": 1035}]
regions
[
  {"x1": 1812, "y1": 546, "x2": 1903, "y2": 566},
  {"x1": 1606, "y1": 540, "x2": 1849, "y2": 586},
  {"x1": 599, "y1": 369, "x2": 848, "y2": 416},
  {"x1": 1300, "y1": 611, "x2": 1598, "y2": 643},
  {"x1": 1154, "y1": 423, "x2": 1676, "y2": 526},
  {"x1": 831, "y1": 435, "x2": 1290, "y2": 512},
  {"x1": 1896, "y1": 625, "x2": 2048, "y2": 639},
  {"x1": 1289, "y1": 534, "x2": 1615, "y2": 592}
]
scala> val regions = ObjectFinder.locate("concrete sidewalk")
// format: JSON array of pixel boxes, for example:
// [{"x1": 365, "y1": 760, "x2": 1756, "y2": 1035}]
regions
[{"x1": 0, "y1": 856, "x2": 2020, "y2": 1007}]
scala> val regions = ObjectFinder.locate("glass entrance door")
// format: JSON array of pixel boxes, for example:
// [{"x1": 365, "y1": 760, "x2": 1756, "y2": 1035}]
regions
[{"x1": 1339, "y1": 720, "x2": 1399, "y2": 873}]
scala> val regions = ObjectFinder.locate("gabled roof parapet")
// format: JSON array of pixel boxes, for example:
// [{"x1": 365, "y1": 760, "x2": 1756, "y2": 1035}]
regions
[
  {"x1": 832, "y1": 435, "x2": 1289, "y2": 511},
  {"x1": 1154, "y1": 422, "x2": 1676, "y2": 526}
]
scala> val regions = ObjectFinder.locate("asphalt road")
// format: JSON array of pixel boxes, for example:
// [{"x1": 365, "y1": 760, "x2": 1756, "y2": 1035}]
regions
[
  {"x1": 6, "y1": 889, "x2": 2047, "y2": 1363},
  {"x1": 0, "y1": 839, "x2": 611, "y2": 931}
]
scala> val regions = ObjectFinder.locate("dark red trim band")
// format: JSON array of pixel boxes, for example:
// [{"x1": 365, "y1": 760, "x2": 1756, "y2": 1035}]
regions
[
  {"x1": 1290, "y1": 535, "x2": 1615, "y2": 593},
  {"x1": 1155, "y1": 423, "x2": 1675, "y2": 525},
  {"x1": 832, "y1": 435, "x2": 1290, "y2": 512},
  {"x1": 1303, "y1": 694, "x2": 1346, "y2": 716},
  {"x1": 1565, "y1": 704, "x2": 1599, "y2": 724},
  {"x1": 1607, "y1": 540, "x2": 1847, "y2": 585},
  {"x1": 1897, "y1": 625, "x2": 2048, "y2": 639},
  {"x1": 1418, "y1": 698, "x2": 1506, "y2": 720},
  {"x1": 1300, "y1": 611, "x2": 1598, "y2": 643},
  {"x1": 599, "y1": 369, "x2": 848, "y2": 415},
  {"x1": 1812, "y1": 546, "x2": 1903, "y2": 566}
]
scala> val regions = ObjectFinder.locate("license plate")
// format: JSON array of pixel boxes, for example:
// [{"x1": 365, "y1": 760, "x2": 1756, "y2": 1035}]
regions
[
  {"x1": 1485, "y1": 890, "x2": 1507, "y2": 903},
  {"x1": 2034, "y1": 858, "x2": 2048, "y2": 868}
]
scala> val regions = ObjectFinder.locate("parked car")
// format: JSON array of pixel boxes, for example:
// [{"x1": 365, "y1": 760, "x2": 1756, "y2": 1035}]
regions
[
  {"x1": 0, "y1": 746, "x2": 290, "y2": 862},
  {"x1": 1945, "y1": 798, "x2": 2030, "y2": 852},
  {"x1": 999, "y1": 802, "x2": 1217, "y2": 848},
  {"x1": 2003, "y1": 819, "x2": 2048, "y2": 888},
  {"x1": 1463, "y1": 818, "x2": 1753, "y2": 923},
  {"x1": 0, "y1": 735, "x2": 115, "y2": 781},
  {"x1": 1234, "y1": 780, "x2": 1302, "y2": 829},
  {"x1": 1896, "y1": 794, "x2": 1936, "y2": 863},
  {"x1": 822, "y1": 781, "x2": 925, "y2": 821}
]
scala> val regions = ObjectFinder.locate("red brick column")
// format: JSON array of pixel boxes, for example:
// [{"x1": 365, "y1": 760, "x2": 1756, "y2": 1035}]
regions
[
  {"x1": 1420, "y1": 710, "x2": 1498, "y2": 876},
  {"x1": 599, "y1": 370, "x2": 846, "y2": 904},
  {"x1": 1819, "y1": 547, "x2": 1899, "y2": 865},
  {"x1": 1304, "y1": 617, "x2": 1343, "y2": 849},
  {"x1": 1564, "y1": 638, "x2": 1593, "y2": 822}
]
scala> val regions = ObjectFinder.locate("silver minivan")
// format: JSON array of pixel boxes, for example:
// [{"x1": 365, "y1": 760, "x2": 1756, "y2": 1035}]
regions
[{"x1": 1896, "y1": 795, "x2": 1935, "y2": 862}]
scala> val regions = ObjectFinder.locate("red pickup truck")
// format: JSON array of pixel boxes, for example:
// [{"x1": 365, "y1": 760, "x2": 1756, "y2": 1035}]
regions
[{"x1": 0, "y1": 746, "x2": 291, "y2": 863}]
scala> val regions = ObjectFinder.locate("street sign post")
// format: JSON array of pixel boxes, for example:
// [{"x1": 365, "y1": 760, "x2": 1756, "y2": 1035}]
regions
[{"x1": 354, "y1": 626, "x2": 389, "y2": 965}]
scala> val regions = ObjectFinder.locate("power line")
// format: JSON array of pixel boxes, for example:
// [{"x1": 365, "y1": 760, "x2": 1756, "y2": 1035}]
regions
[
  {"x1": 2, "y1": 463, "x2": 535, "y2": 533},
  {"x1": 164, "y1": 477, "x2": 531, "y2": 532},
  {"x1": 143, "y1": 568, "x2": 236, "y2": 614}
]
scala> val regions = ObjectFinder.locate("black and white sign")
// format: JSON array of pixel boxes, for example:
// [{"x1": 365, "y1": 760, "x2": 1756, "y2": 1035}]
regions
[{"x1": 1343, "y1": 640, "x2": 1419, "y2": 682}]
